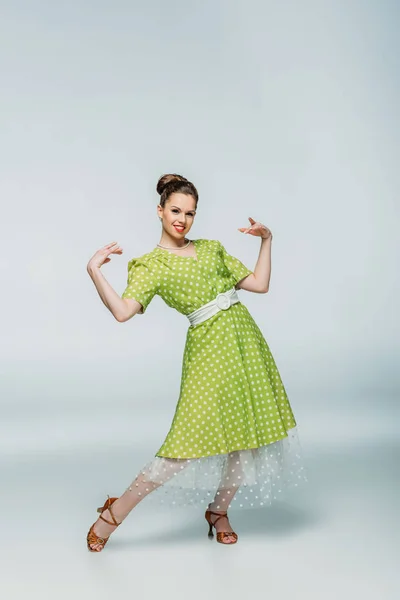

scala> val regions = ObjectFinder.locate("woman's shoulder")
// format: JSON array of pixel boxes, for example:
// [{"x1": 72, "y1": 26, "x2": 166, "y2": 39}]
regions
[
  {"x1": 194, "y1": 238, "x2": 221, "y2": 253},
  {"x1": 197, "y1": 238, "x2": 220, "y2": 247},
  {"x1": 125, "y1": 249, "x2": 158, "y2": 272}
]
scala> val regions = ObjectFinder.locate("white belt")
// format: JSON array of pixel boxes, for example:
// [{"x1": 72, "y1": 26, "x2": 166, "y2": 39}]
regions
[{"x1": 187, "y1": 287, "x2": 240, "y2": 327}]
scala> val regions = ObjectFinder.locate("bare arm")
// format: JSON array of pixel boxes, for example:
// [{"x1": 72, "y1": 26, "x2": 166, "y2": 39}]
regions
[
  {"x1": 86, "y1": 241, "x2": 143, "y2": 322},
  {"x1": 87, "y1": 265, "x2": 142, "y2": 322},
  {"x1": 236, "y1": 222, "x2": 273, "y2": 293}
]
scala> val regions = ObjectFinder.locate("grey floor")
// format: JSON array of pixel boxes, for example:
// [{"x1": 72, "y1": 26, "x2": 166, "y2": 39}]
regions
[{"x1": 1, "y1": 406, "x2": 398, "y2": 600}]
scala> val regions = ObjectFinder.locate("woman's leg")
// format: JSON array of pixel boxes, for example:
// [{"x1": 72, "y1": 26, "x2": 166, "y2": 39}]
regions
[
  {"x1": 208, "y1": 450, "x2": 243, "y2": 511},
  {"x1": 88, "y1": 457, "x2": 191, "y2": 551},
  {"x1": 206, "y1": 451, "x2": 243, "y2": 544}
]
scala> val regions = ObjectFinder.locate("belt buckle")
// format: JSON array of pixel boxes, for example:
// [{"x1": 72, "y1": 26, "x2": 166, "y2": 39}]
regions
[{"x1": 216, "y1": 292, "x2": 230, "y2": 310}]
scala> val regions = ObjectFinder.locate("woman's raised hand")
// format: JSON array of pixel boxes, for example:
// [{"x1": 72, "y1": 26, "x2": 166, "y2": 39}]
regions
[
  {"x1": 238, "y1": 218, "x2": 272, "y2": 240},
  {"x1": 87, "y1": 241, "x2": 123, "y2": 271}
]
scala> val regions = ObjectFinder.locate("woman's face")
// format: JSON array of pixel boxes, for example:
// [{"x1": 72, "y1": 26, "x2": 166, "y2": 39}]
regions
[{"x1": 158, "y1": 193, "x2": 197, "y2": 238}]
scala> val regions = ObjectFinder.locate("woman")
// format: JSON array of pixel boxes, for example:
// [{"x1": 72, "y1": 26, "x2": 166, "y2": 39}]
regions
[{"x1": 86, "y1": 173, "x2": 307, "y2": 551}]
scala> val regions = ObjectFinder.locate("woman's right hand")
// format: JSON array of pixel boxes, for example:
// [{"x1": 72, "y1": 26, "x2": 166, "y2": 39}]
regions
[{"x1": 86, "y1": 241, "x2": 123, "y2": 271}]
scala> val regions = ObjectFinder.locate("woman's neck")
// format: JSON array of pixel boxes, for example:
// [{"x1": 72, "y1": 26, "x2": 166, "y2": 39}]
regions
[{"x1": 157, "y1": 235, "x2": 191, "y2": 249}]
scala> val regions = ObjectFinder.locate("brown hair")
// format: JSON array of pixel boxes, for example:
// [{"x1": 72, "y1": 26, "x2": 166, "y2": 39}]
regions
[{"x1": 156, "y1": 173, "x2": 199, "y2": 208}]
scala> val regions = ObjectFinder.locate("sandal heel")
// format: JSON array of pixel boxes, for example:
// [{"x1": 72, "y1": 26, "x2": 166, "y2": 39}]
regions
[{"x1": 208, "y1": 522, "x2": 214, "y2": 538}]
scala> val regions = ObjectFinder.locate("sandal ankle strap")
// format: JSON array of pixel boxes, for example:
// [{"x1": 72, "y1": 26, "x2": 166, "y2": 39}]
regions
[
  {"x1": 206, "y1": 508, "x2": 228, "y2": 527},
  {"x1": 98, "y1": 497, "x2": 120, "y2": 526}
]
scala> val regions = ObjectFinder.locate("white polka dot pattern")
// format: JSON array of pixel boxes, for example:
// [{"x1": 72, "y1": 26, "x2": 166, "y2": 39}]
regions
[{"x1": 121, "y1": 239, "x2": 308, "y2": 510}]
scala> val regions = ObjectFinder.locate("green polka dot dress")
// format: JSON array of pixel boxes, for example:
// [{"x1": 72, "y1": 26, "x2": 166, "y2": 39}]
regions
[{"x1": 121, "y1": 239, "x2": 307, "y2": 511}]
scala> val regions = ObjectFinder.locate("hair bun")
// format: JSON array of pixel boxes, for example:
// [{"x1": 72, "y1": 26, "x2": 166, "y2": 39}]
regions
[{"x1": 156, "y1": 173, "x2": 188, "y2": 196}]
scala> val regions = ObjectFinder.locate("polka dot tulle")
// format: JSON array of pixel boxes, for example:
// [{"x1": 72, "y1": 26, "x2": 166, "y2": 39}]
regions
[
  {"x1": 127, "y1": 426, "x2": 307, "y2": 511},
  {"x1": 121, "y1": 239, "x2": 308, "y2": 511}
]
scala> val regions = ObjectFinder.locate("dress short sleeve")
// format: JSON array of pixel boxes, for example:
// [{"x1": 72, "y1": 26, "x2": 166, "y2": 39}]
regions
[
  {"x1": 218, "y1": 240, "x2": 253, "y2": 287},
  {"x1": 121, "y1": 258, "x2": 159, "y2": 314}
]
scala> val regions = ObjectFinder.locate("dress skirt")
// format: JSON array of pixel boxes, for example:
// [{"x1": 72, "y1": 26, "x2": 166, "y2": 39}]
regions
[{"x1": 125, "y1": 301, "x2": 308, "y2": 512}]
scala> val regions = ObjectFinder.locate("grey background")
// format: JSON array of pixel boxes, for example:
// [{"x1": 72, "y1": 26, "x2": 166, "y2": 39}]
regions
[{"x1": 0, "y1": 1, "x2": 398, "y2": 599}]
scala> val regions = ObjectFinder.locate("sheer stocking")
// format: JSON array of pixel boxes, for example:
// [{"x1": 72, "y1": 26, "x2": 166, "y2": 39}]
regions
[
  {"x1": 100, "y1": 458, "x2": 191, "y2": 525},
  {"x1": 208, "y1": 450, "x2": 243, "y2": 512}
]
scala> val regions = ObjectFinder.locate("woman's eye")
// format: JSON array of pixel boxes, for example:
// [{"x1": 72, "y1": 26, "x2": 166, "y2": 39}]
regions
[{"x1": 171, "y1": 209, "x2": 194, "y2": 216}]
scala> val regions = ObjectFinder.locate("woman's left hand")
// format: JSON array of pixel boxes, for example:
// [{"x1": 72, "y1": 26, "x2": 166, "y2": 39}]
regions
[{"x1": 238, "y1": 217, "x2": 272, "y2": 240}]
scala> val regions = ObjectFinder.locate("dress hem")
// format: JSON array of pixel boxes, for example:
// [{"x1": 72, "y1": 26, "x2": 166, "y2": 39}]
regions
[{"x1": 154, "y1": 425, "x2": 297, "y2": 460}]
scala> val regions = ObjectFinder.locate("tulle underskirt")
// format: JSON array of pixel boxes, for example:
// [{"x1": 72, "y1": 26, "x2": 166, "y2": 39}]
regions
[{"x1": 128, "y1": 426, "x2": 308, "y2": 511}]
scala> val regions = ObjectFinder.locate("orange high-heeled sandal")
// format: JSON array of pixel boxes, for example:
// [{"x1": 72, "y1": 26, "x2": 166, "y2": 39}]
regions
[
  {"x1": 86, "y1": 495, "x2": 121, "y2": 552},
  {"x1": 205, "y1": 507, "x2": 238, "y2": 544}
]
